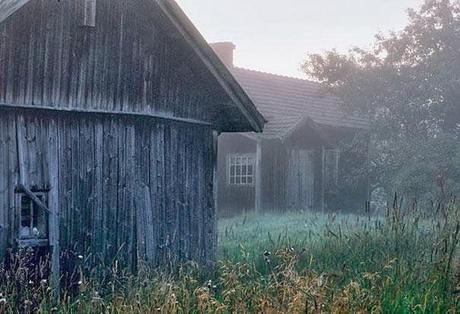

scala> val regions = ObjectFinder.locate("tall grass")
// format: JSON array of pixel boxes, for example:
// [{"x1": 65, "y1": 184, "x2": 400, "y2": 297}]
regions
[{"x1": 0, "y1": 199, "x2": 459, "y2": 313}]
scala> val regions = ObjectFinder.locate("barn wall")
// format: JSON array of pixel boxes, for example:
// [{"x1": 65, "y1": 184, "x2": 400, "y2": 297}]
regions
[
  {"x1": 0, "y1": 109, "x2": 217, "y2": 267},
  {"x1": 0, "y1": 0, "x2": 232, "y2": 126}
]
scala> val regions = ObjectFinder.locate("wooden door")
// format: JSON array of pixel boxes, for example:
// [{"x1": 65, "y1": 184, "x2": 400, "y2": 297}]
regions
[{"x1": 287, "y1": 149, "x2": 314, "y2": 211}]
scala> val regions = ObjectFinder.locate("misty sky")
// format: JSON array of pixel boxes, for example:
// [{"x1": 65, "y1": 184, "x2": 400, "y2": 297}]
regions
[{"x1": 176, "y1": 0, "x2": 423, "y2": 78}]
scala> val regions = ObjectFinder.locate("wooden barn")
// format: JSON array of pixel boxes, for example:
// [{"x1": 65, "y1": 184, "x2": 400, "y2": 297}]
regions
[
  {"x1": 211, "y1": 43, "x2": 369, "y2": 216},
  {"x1": 0, "y1": 0, "x2": 265, "y2": 283}
]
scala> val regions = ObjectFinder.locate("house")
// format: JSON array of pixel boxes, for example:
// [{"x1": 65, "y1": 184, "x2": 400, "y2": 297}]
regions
[
  {"x1": 0, "y1": 0, "x2": 265, "y2": 289},
  {"x1": 211, "y1": 42, "x2": 369, "y2": 216}
]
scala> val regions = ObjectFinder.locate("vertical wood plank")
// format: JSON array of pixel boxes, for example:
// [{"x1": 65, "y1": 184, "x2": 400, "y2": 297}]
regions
[
  {"x1": 255, "y1": 138, "x2": 262, "y2": 213},
  {"x1": 321, "y1": 146, "x2": 326, "y2": 213},
  {"x1": 7, "y1": 114, "x2": 18, "y2": 247},
  {"x1": 0, "y1": 117, "x2": 7, "y2": 261},
  {"x1": 82, "y1": 0, "x2": 97, "y2": 27},
  {"x1": 48, "y1": 117, "x2": 60, "y2": 297},
  {"x1": 126, "y1": 124, "x2": 136, "y2": 270},
  {"x1": 16, "y1": 114, "x2": 27, "y2": 186},
  {"x1": 211, "y1": 130, "x2": 219, "y2": 263},
  {"x1": 93, "y1": 120, "x2": 104, "y2": 261}
]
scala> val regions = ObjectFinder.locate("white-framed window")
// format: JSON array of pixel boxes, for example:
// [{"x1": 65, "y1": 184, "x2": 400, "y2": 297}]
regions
[{"x1": 228, "y1": 154, "x2": 255, "y2": 186}]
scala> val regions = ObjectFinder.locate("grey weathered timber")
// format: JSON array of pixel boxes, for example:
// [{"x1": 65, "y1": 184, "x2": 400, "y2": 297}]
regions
[
  {"x1": 255, "y1": 139, "x2": 262, "y2": 213},
  {"x1": 82, "y1": 0, "x2": 97, "y2": 27},
  {"x1": 218, "y1": 123, "x2": 369, "y2": 215},
  {"x1": 0, "y1": 111, "x2": 225, "y2": 267},
  {"x1": 0, "y1": 0, "x2": 264, "y2": 132},
  {"x1": 0, "y1": 0, "x2": 264, "y2": 275},
  {"x1": 47, "y1": 118, "x2": 60, "y2": 297},
  {"x1": 17, "y1": 184, "x2": 51, "y2": 214}
]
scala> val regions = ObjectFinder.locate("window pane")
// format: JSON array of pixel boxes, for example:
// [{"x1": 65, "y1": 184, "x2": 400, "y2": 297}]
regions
[
  {"x1": 241, "y1": 164, "x2": 247, "y2": 176},
  {"x1": 235, "y1": 176, "x2": 241, "y2": 185},
  {"x1": 21, "y1": 197, "x2": 31, "y2": 228},
  {"x1": 230, "y1": 165, "x2": 236, "y2": 176},
  {"x1": 228, "y1": 154, "x2": 256, "y2": 185}
]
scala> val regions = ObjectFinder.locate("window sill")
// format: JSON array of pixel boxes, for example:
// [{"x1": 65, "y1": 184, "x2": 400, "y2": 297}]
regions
[{"x1": 17, "y1": 239, "x2": 49, "y2": 248}]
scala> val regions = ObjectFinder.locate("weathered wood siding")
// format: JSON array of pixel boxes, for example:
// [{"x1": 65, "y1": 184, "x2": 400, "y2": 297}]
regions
[
  {"x1": 0, "y1": 110, "x2": 217, "y2": 267},
  {"x1": 218, "y1": 125, "x2": 369, "y2": 215},
  {"x1": 217, "y1": 134, "x2": 256, "y2": 217},
  {"x1": 258, "y1": 140, "x2": 320, "y2": 212},
  {"x1": 0, "y1": 0, "x2": 233, "y2": 126}
]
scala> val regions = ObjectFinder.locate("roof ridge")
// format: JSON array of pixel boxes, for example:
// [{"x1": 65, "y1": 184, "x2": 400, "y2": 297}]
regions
[{"x1": 233, "y1": 67, "x2": 320, "y2": 85}]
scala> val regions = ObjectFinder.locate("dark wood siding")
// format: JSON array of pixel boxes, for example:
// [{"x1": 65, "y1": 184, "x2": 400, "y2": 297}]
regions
[
  {"x1": 218, "y1": 123, "x2": 368, "y2": 215},
  {"x1": 217, "y1": 134, "x2": 256, "y2": 217},
  {"x1": 0, "y1": 0, "x2": 232, "y2": 126},
  {"x1": 0, "y1": 110, "x2": 217, "y2": 267}
]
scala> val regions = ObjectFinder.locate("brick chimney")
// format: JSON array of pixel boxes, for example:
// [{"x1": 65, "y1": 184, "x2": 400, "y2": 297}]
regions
[{"x1": 210, "y1": 42, "x2": 235, "y2": 68}]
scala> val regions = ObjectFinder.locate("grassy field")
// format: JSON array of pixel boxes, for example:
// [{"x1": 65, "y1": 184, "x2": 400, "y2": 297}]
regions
[{"x1": 1, "y1": 203, "x2": 459, "y2": 313}]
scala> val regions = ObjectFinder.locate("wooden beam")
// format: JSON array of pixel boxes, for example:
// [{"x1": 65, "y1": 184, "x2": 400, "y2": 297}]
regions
[
  {"x1": 0, "y1": 103, "x2": 213, "y2": 128},
  {"x1": 17, "y1": 184, "x2": 52, "y2": 214},
  {"x1": 255, "y1": 138, "x2": 262, "y2": 213},
  {"x1": 212, "y1": 130, "x2": 219, "y2": 260}
]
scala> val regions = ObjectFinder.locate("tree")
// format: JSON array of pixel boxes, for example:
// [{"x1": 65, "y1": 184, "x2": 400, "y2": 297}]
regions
[{"x1": 303, "y1": 0, "x2": 460, "y2": 204}]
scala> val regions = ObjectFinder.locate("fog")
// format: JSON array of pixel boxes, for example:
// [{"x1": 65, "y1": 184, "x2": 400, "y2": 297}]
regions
[
  {"x1": 0, "y1": 0, "x2": 458, "y2": 311},
  {"x1": 177, "y1": 0, "x2": 422, "y2": 77}
]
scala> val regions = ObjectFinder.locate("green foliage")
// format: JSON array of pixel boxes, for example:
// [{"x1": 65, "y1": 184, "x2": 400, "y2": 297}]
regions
[
  {"x1": 1, "y1": 202, "x2": 459, "y2": 313},
  {"x1": 303, "y1": 0, "x2": 460, "y2": 203}
]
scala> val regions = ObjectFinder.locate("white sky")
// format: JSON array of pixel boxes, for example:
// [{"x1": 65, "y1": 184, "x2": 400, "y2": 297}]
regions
[{"x1": 176, "y1": 0, "x2": 423, "y2": 78}]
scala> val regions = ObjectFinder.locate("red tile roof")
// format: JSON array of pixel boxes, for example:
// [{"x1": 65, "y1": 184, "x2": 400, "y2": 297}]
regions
[{"x1": 232, "y1": 67, "x2": 369, "y2": 138}]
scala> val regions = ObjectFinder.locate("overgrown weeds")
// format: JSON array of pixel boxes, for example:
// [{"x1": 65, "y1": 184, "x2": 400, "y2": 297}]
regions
[{"x1": 0, "y1": 198, "x2": 459, "y2": 313}]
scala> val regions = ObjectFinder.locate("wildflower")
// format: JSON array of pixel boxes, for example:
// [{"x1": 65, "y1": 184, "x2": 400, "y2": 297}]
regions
[
  {"x1": 40, "y1": 279, "x2": 47, "y2": 285},
  {"x1": 263, "y1": 251, "x2": 271, "y2": 257},
  {"x1": 290, "y1": 247, "x2": 295, "y2": 252},
  {"x1": 78, "y1": 281, "x2": 83, "y2": 285},
  {"x1": 28, "y1": 280, "x2": 34, "y2": 285},
  {"x1": 78, "y1": 255, "x2": 84, "y2": 260},
  {"x1": 207, "y1": 280, "x2": 212, "y2": 288}
]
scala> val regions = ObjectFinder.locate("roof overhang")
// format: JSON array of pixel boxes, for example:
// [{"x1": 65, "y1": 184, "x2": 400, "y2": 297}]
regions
[
  {"x1": 0, "y1": 0, "x2": 266, "y2": 133},
  {"x1": 155, "y1": 0, "x2": 266, "y2": 133},
  {"x1": 240, "y1": 115, "x2": 335, "y2": 146}
]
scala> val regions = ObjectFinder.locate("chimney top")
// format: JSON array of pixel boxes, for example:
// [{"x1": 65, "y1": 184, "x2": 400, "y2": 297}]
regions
[{"x1": 210, "y1": 42, "x2": 235, "y2": 68}]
